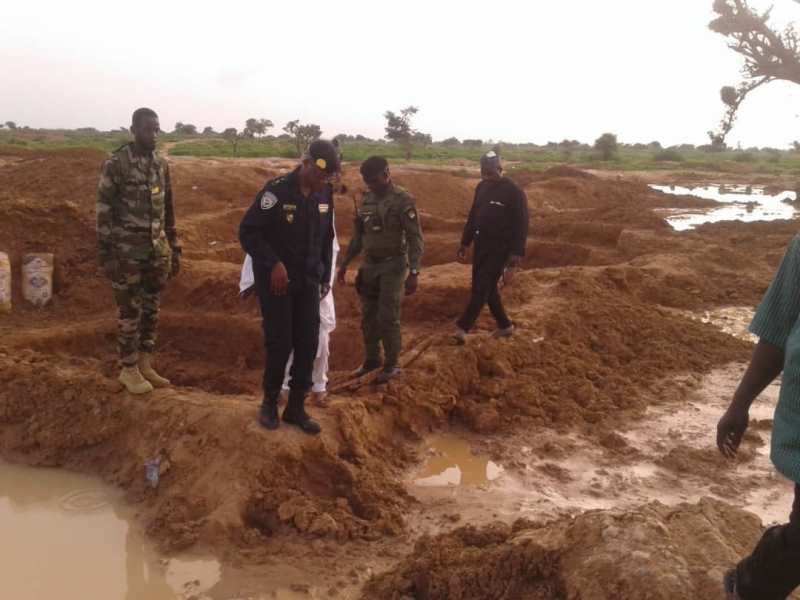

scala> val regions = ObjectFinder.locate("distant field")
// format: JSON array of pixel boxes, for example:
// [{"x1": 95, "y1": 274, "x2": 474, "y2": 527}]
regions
[{"x1": 3, "y1": 130, "x2": 800, "y2": 178}]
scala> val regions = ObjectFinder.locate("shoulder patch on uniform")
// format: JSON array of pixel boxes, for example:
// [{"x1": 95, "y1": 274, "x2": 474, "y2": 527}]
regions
[
  {"x1": 261, "y1": 191, "x2": 278, "y2": 210},
  {"x1": 405, "y1": 207, "x2": 417, "y2": 220},
  {"x1": 393, "y1": 185, "x2": 412, "y2": 199}
]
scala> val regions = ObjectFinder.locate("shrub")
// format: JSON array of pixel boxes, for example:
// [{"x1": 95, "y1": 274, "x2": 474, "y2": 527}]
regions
[{"x1": 653, "y1": 149, "x2": 685, "y2": 162}]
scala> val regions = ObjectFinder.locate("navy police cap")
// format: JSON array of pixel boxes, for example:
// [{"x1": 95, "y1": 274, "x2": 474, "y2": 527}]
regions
[{"x1": 307, "y1": 139, "x2": 341, "y2": 174}]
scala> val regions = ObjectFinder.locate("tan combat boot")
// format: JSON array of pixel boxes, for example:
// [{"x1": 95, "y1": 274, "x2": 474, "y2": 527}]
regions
[
  {"x1": 119, "y1": 366, "x2": 154, "y2": 395},
  {"x1": 138, "y1": 353, "x2": 171, "y2": 388}
]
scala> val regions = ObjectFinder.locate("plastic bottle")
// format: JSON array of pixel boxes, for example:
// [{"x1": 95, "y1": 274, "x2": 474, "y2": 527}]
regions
[
  {"x1": 22, "y1": 253, "x2": 54, "y2": 307},
  {"x1": 0, "y1": 252, "x2": 11, "y2": 313}
]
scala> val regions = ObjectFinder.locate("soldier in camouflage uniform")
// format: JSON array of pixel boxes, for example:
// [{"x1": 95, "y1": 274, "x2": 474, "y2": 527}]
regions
[
  {"x1": 337, "y1": 156, "x2": 424, "y2": 384},
  {"x1": 96, "y1": 107, "x2": 181, "y2": 394}
]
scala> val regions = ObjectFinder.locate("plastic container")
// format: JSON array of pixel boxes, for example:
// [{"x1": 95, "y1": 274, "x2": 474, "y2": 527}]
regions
[
  {"x1": 0, "y1": 252, "x2": 10, "y2": 313},
  {"x1": 22, "y1": 253, "x2": 54, "y2": 307}
]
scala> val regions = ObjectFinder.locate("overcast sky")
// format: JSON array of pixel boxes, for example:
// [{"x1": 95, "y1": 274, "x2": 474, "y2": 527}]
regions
[{"x1": 2, "y1": 0, "x2": 799, "y2": 148}]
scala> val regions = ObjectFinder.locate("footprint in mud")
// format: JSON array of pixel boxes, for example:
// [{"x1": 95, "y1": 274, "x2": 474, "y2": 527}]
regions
[{"x1": 58, "y1": 488, "x2": 111, "y2": 512}]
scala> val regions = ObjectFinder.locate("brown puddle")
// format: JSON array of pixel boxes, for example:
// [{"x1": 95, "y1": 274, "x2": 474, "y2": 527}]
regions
[
  {"x1": 0, "y1": 460, "x2": 222, "y2": 600},
  {"x1": 407, "y1": 364, "x2": 796, "y2": 535},
  {"x1": 413, "y1": 435, "x2": 504, "y2": 487}
]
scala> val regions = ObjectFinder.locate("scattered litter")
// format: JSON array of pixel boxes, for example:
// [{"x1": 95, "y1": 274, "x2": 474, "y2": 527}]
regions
[{"x1": 145, "y1": 457, "x2": 161, "y2": 488}]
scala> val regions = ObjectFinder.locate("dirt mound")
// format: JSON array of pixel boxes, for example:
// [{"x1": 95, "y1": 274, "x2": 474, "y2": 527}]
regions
[
  {"x1": 542, "y1": 165, "x2": 596, "y2": 180},
  {"x1": 362, "y1": 498, "x2": 763, "y2": 600},
  {"x1": 0, "y1": 350, "x2": 414, "y2": 553},
  {"x1": 361, "y1": 263, "x2": 752, "y2": 439},
  {"x1": 0, "y1": 147, "x2": 107, "y2": 213}
]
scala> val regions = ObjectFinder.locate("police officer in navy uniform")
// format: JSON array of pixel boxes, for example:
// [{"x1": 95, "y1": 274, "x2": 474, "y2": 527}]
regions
[{"x1": 239, "y1": 140, "x2": 338, "y2": 434}]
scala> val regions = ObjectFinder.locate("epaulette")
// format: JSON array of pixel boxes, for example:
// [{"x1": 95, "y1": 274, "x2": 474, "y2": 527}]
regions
[
  {"x1": 110, "y1": 142, "x2": 132, "y2": 158},
  {"x1": 393, "y1": 185, "x2": 415, "y2": 203},
  {"x1": 265, "y1": 175, "x2": 289, "y2": 190}
]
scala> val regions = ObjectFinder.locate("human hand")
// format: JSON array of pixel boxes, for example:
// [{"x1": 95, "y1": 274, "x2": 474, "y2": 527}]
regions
[
  {"x1": 271, "y1": 262, "x2": 289, "y2": 295},
  {"x1": 320, "y1": 282, "x2": 331, "y2": 299},
  {"x1": 337, "y1": 267, "x2": 347, "y2": 285},
  {"x1": 717, "y1": 404, "x2": 749, "y2": 458},
  {"x1": 457, "y1": 245, "x2": 467, "y2": 260},
  {"x1": 502, "y1": 255, "x2": 522, "y2": 287}
]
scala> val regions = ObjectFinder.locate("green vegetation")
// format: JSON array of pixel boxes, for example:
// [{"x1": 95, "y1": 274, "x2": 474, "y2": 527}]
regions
[
  {"x1": 4, "y1": 128, "x2": 800, "y2": 177},
  {"x1": 594, "y1": 133, "x2": 619, "y2": 161}
]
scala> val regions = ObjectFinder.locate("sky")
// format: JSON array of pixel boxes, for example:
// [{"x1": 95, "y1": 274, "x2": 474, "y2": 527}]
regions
[{"x1": 2, "y1": 0, "x2": 800, "y2": 148}]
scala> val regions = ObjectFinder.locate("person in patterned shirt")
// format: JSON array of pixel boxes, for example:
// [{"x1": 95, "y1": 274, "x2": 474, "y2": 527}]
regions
[{"x1": 718, "y1": 235, "x2": 800, "y2": 599}]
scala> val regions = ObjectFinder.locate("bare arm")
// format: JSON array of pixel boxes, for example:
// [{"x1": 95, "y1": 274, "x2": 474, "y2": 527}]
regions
[{"x1": 718, "y1": 340, "x2": 783, "y2": 458}]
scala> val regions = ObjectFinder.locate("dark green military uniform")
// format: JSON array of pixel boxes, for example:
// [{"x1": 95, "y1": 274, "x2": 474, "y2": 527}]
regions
[
  {"x1": 340, "y1": 184, "x2": 424, "y2": 369},
  {"x1": 96, "y1": 143, "x2": 180, "y2": 367}
]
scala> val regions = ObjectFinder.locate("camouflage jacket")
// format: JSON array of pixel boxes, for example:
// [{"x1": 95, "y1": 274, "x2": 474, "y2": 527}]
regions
[
  {"x1": 96, "y1": 143, "x2": 180, "y2": 264},
  {"x1": 341, "y1": 184, "x2": 424, "y2": 271}
]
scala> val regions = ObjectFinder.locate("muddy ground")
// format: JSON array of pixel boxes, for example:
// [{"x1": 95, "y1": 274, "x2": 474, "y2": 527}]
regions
[{"x1": 1, "y1": 146, "x2": 799, "y2": 599}]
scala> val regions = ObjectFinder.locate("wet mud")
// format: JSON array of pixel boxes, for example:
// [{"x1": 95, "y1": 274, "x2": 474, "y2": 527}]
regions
[{"x1": 1, "y1": 146, "x2": 799, "y2": 598}]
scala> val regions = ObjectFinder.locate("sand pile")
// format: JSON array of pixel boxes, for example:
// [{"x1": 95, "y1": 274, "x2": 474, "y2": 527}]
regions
[{"x1": 362, "y1": 498, "x2": 763, "y2": 600}]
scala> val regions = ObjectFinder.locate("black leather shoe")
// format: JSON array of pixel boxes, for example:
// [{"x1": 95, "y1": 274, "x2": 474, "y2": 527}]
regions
[
  {"x1": 353, "y1": 360, "x2": 382, "y2": 378},
  {"x1": 283, "y1": 389, "x2": 321, "y2": 435},
  {"x1": 282, "y1": 409, "x2": 321, "y2": 435},
  {"x1": 258, "y1": 395, "x2": 279, "y2": 430},
  {"x1": 376, "y1": 366, "x2": 402, "y2": 384}
]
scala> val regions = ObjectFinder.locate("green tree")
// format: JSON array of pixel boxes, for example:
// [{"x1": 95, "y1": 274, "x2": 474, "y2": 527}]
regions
[
  {"x1": 413, "y1": 132, "x2": 432, "y2": 145},
  {"x1": 173, "y1": 122, "x2": 198, "y2": 135},
  {"x1": 5, "y1": 121, "x2": 17, "y2": 130},
  {"x1": 202, "y1": 126, "x2": 216, "y2": 136},
  {"x1": 705, "y1": 130, "x2": 727, "y2": 152},
  {"x1": 222, "y1": 127, "x2": 241, "y2": 157},
  {"x1": 594, "y1": 133, "x2": 619, "y2": 160},
  {"x1": 709, "y1": 0, "x2": 800, "y2": 143},
  {"x1": 283, "y1": 120, "x2": 322, "y2": 157},
  {"x1": 440, "y1": 137, "x2": 461, "y2": 146},
  {"x1": 244, "y1": 117, "x2": 273, "y2": 138},
  {"x1": 384, "y1": 106, "x2": 419, "y2": 160}
]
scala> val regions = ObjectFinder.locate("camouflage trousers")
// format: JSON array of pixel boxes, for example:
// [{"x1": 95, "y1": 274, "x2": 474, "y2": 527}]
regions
[
  {"x1": 355, "y1": 256, "x2": 407, "y2": 369},
  {"x1": 109, "y1": 259, "x2": 170, "y2": 367}
]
